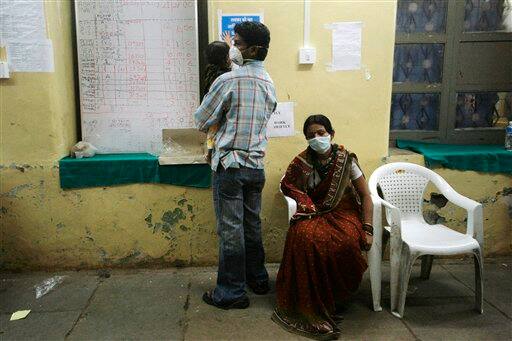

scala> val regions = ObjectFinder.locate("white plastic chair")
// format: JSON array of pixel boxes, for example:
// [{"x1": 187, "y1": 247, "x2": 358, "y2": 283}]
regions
[
  {"x1": 368, "y1": 162, "x2": 483, "y2": 318},
  {"x1": 279, "y1": 175, "x2": 384, "y2": 312}
]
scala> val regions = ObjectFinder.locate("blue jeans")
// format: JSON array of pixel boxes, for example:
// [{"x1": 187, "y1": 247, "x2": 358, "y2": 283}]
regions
[{"x1": 211, "y1": 166, "x2": 269, "y2": 304}]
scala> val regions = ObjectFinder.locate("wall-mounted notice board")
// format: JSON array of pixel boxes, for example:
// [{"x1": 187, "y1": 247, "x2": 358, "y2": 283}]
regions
[{"x1": 75, "y1": 0, "x2": 200, "y2": 154}]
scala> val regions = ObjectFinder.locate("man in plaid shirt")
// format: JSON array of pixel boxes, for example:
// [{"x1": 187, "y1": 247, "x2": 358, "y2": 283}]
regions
[{"x1": 194, "y1": 21, "x2": 277, "y2": 310}]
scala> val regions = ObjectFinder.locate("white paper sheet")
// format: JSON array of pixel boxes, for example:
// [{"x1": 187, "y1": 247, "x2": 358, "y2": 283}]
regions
[
  {"x1": 267, "y1": 102, "x2": 295, "y2": 138},
  {"x1": 328, "y1": 22, "x2": 362, "y2": 71},
  {"x1": 10, "y1": 310, "x2": 31, "y2": 321},
  {"x1": 0, "y1": 0, "x2": 47, "y2": 44},
  {"x1": 6, "y1": 39, "x2": 54, "y2": 72}
]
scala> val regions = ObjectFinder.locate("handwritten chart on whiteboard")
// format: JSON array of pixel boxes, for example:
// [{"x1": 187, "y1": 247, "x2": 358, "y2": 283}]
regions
[{"x1": 75, "y1": 1, "x2": 200, "y2": 154}]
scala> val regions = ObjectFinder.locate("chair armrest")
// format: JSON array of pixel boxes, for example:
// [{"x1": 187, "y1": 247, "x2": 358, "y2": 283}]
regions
[
  {"x1": 439, "y1": 186, "x2": 481, "y2": 211},
  {"x1": 371, "y1": 194, "x2": 383, "y2": 234},
  {"x1": 284, "y1": 195, "x2": 297, "y2": 223},
  {"x1": 376, "y1": 197, "x2": 403, "y2": 235},
  {"x1": 436, "y1": 185, "x2": 483, "y2": 246}
]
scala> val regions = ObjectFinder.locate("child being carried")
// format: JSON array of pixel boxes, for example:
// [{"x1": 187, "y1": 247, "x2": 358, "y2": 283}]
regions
[{"x1": 202, "y1": 41, "x2": 232, "y2": 164}]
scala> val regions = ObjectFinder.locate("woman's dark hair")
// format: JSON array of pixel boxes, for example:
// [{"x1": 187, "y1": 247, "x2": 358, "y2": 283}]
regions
[
  {"x1": 205, "y1": 41, "x2": 230, "y2": 67},
  {"x1": 303, "y1": 114, "x2": 335, "y2": 137},
  {"x1": 233, "y1": 21, "x2": 270, "y2": 61}
]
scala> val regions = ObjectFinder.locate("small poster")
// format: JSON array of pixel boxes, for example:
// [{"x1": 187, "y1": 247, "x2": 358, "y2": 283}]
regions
[
  {"x1": 267, "y1": 102, "x2": 295, "y2": 138},
  {"x1": 218, "y1": 11, "x2": 264, "y2": 41},
  {"x1": 326, "y1": 21, "x2": 363, "y2": 71}
]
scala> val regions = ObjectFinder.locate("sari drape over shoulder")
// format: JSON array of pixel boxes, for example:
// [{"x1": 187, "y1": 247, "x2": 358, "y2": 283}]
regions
[{"x1": 274, "y1": 145, "x2": 368, "y2": 338}]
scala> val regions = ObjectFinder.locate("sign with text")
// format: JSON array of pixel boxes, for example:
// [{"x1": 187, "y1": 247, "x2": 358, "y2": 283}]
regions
[
  {"x1": 267, "y1": 102, "x2": 295, "y2": 138},
  {"x1": 218, "y1": 11, "x2": 264, "y2": 41}
]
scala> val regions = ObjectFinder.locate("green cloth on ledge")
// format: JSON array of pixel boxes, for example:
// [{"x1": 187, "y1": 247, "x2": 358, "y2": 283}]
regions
[
  {"x1": 396, "y1": 139, "x2": 512, "y2": 174},
  {"x1": 59, "y1": 153, "x2": 211, "y2": 189}
]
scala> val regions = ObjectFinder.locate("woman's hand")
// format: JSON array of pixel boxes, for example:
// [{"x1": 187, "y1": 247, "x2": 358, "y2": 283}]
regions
[
  {"x1": 365, "y1": 233, "x2": 373, "y2": 248},
  {"x1": 353, "y1": 176, "x2": 373, "y2": 235},
  {"x1": 361, "y1": 232, "x2": 373, "y2": 251},
  {"x1": 353, "y1": 173, "x2": 374, "y2": 252}
]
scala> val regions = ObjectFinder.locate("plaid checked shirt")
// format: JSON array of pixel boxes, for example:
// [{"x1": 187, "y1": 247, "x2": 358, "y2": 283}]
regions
[{"x1": 194, "y1": 60, "x2": 277, "y2": 171}]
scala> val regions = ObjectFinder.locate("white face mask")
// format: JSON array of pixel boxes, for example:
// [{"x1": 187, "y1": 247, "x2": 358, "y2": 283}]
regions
[
  {"x1": 229, "y1": 46, "x2": 244, "y2": 66},
  {"x1": 307, "y1": 135, "x2": 331, "y2": 154}
]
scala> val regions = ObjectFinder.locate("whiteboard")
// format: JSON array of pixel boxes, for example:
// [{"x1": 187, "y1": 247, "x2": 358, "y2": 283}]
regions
[{"x1": 75, "y1": 0, "x2": 200, "y2": 154}]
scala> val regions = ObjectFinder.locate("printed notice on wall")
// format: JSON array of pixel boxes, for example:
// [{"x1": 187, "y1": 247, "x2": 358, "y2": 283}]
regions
[
  {"x1": 0, "y1": 0, "x2": 47, "y2": 44},
  {"x1": 326, "y1": 22, "x2": 362, "y2": 71},
  {"x1": 0, "y1": 0, "x2": 53, "y2": 73},
  {"x1": 267, "y1": 102, "x2": 295, "y2": 138},
  {"x1": 218, "y1": 11, "x2": 264, "y2": 41},
  {"x1": 6, "y1": 39, "x2": 54, "y2": 72}
]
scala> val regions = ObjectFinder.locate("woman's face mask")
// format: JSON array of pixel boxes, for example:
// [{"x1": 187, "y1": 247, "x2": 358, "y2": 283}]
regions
[
  {"x1": 307, "y1": 135, "x2": 331, "y2": 154},
  {"x1": 229, "y1": 46, "x2": 244, "y2": 66}
]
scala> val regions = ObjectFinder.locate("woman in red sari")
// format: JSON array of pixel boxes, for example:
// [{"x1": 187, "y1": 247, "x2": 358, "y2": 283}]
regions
[{"x1": 273, "y1": 115, "x2": 373, "y2": 340}]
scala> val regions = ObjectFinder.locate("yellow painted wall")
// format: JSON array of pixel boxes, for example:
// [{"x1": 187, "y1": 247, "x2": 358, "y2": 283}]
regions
[
  {"x1": 1, "y1": 1, "x2": 77, "y2": 163},
  {"x1": 210, "y1": 0, "x2": 395, "y2": 172},
  {"x1": 0, "y1": 1, "x2": 510, "y2": 270}
]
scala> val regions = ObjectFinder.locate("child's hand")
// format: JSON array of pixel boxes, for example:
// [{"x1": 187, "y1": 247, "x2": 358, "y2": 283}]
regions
[
  {"x1": 204, "y1": 151, "x2": 212, "y2": 165},
  {"x1": 222, "y1": 31, "x2": 233, "y2": 47}
]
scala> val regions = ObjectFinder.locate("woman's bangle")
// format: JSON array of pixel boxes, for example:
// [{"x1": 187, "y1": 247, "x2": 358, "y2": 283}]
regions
[{"x1": 362, "y1": 223, "x2": 373, "y2": 236}]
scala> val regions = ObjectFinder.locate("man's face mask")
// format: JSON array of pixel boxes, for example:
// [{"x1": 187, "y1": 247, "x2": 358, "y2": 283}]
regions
[{"x1": 229, "y1": 46, "x2": 244, "y2": 66}]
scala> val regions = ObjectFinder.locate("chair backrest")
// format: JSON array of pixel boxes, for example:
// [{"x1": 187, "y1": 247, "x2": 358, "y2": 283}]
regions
[{"x1": 369, "y1": 162, "x2": 436, "y2": 223}]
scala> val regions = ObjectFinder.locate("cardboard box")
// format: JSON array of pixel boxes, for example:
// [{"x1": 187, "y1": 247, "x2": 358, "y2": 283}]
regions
[{"x1": 158, "y1": 129, "x2": 207, "y2": 165}]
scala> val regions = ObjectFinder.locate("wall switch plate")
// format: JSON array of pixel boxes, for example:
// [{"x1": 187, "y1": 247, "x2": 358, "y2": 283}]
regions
[{"x1": 299, "y1": 47, "x2": 316, "y2": 64}]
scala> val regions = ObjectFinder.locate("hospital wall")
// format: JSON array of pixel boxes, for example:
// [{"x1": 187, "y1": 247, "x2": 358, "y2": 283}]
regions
[{"x1": 0, "y1": 0, "x2": 509, "y2": 270}]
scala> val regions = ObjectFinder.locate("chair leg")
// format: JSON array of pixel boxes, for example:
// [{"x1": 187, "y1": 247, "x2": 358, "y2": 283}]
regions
[
  {"x1": 473, "y1": 248, "x2": 484, "y2": 314},
  {"x1": 389, "y1": 229, "x2": 402, "y2": 314},
  {"x1": 381, "y1": 228, "x2": 390, "y2": 259},
  {"x1": 368, "y1": 238, "x2": 382, "y2": 312},
  {"x1": 420, "y1": 255, "x2": 434, "y2": 280},
  {"x1": 392, "y1": 245, "x2": 417, "y2": 319}
]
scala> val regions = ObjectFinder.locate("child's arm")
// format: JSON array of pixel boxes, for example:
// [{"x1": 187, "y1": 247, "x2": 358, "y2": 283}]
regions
[{"x1": 194, "y1": 78, "x2": 231, "y2": 132}]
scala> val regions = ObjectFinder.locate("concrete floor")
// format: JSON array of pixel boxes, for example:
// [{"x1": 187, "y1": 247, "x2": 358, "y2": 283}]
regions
[{"x1": 1, "y1": 259, "x2": 511, "y2": 341}]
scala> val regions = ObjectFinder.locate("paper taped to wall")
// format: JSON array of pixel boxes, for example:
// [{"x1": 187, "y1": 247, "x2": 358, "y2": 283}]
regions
[
  {"x1": 0, "y1": 0, "x2": 53, "y2": 73},
  {"x1": 6, "y1": 39, "x2": 54, "y2": 72},
  {"x1": 326, "y1": 22, "x2": 362, "y2": 71},
  {"x1": 0, "y1": 0, "x2": 47, "y2": 43},
  {"x1": 267, "y1": 102, "x2": 295, "y2": 137}
]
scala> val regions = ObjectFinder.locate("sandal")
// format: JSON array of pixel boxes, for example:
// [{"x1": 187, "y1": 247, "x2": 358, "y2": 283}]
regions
[{"x1": 271, "y1": 309, "x2": 340, "y2": 341}]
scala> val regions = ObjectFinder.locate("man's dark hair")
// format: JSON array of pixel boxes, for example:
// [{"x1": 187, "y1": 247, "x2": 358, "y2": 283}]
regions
[
  {"x1": 303, "y1": 114, "x2": 335, "y2": 136},
  {"x1": 234, "y1": 21, "x2": 270, "y2": 61},
  {"x1": 205, "y1": 41, "x2": 230, "y2": 68}
]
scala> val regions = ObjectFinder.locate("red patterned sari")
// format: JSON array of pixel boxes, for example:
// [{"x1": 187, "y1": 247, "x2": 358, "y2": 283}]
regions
[{"x1": 273, "y1": 145, "x2": 368, "y2": 339}]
